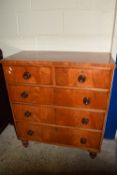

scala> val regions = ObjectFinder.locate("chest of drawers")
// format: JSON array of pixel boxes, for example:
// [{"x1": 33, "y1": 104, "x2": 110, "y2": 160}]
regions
[{"x1": 2, "y1": 51, "x2": 115, "y2": 158}]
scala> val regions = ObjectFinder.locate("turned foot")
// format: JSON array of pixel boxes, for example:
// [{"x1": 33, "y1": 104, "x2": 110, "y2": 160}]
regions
[
  {"x1": 22, "y1": 141, "x2": 29, "y2": 148},
  {"x1": 89, "y1": 152, "x2": 97, "y2": 159}
]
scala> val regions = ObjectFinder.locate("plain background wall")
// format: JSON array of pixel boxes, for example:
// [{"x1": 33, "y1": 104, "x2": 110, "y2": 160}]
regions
[
  {"x1": 0, "y1": 0, "x2": 116, "y2": 58},
  {"x1": 112, "y1": 2, "x2": 117, "y2": 60}
]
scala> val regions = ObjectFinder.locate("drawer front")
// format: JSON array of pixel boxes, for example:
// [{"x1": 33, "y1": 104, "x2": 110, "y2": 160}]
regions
[
  {"x1": 13, "y1": 104, "x2": 105, "y2": 130},
  {"x1": 55, "y1": 68, "x2": 112, "y2": 89},
  {"x1": 55, "y1": 108, "x2": 105, "y2": 130},
  {"x1": 16, "y1": 122, "x2": 42, "y2": 141},
  {"x1": 13, "y1": 104, "x2": 55, "y2": 124},
  {"x1": 55, "y1": 88, "x2": 108, "y2": 110},
  {"x1": 41, "y1": 125, "x2": 101, "y2": 150},
  {"x1": 16, "y1": 122, "x2": 101, "y2": 150},
  {"x1": 9, "y1": 85, "x2": 54, "y2": 104},
  {"x1": 4, "y1": 66, "x2": 53, "y2": 85}
]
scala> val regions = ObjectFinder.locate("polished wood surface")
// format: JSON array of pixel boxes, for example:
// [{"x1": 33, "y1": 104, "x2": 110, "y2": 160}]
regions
[
  {"x1": 9, "y1": 85, "x2": 108, "y2": 110},
  {"x1": 13, "y1": 104, "x2": 105, "y2": 130},
  {"x1": 55, "y1": 68, "x2": 113, "y2": 89},
  {"x1": 4, "y1": 65, "x2": 113, "y2": 90},
  {"x1": 4, "y1": 51, "x2": 113, "y2": 64},
  {"x1": 4, "y1": 66, "x2": 53, "y2": 85},
  {"x1": 9, "y1": 85, "x2": 54, "y2": 104},
  {"x1": 2, "y1": 51, "x2": 115, "y2": 156},
  {"x1": 55, "y1": 108, "x2": 105, "y2": 130},
  {"x1": 16, "y1": 122, "x2": 102, "y2": 150},
  {"x1": 3, "y1": 51, "x2": 115, "y2": 68},
  {"x1": 54, "y1": 88, "x2": 108, "y2": 110},
  {"x1": 13, "y1": 104, "x2": 55, "y2": 124}
]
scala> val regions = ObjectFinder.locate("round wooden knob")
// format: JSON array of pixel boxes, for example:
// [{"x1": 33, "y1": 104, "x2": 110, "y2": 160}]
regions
[
  {"x1": 27, "y1": 130, "x2": 34, "y2": 136},
  {"x1": 21, "y1": 91, "x2": 29, "y2": 98},
  {"x1": 83, "y1": 97, "x2": 91, "y2": 105},
  {"x1": 78, "y1": 75, "x2": 86, "y2": 83},
  {"x1": 24, "y1": 111, "x2": 32, "y2": 118},
  {"x1": 23, "y1": 72, "x2": 31, "y2": 80},
  {"x1": 80, "y1": 138, "x2": 87, "y2": 144},
  {"x1": 81, "y1": 118, "x2": 89, "y2": 125}
]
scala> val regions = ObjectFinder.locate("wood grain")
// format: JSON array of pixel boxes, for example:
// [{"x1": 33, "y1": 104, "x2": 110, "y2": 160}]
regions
[
  {"x1": 2, "y1": 51, "x2": 115, "y2": 68},
  {"x1": 55, "y1": 68, "x2": 112, "y2": 89},
  {"x1": 55, "y1": 108, "x2": 105, "y2": 130},
  {"x1": 54, "y1": 88, "x2": 108, "y2": 110},
  {"x1": 3, "y1": 51, "x2": 113, "y2": 63},
  {"x1": 13, "y1": 104, "x2": 105, "y2": 130},
  {"x1": 4, "y1": 66, "x2": 53, "y2": 85},
  {"x1": 15, "y1": 122, "x2": 102, "y2": 150},
  {"x1": 13, "y1": 104, "x2": 55, "y2": 124},
  {"x1": 9, "y1": 85, "x2": 54, "y2": 104},
  {"x1": 9, "y1": 85, "x2": 108, "y2": 110}
]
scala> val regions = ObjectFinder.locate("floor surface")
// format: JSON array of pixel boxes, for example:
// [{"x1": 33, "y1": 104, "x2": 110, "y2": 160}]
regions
[{"x1": 0, "y1": 125, "x2": 117, "y2": 175}]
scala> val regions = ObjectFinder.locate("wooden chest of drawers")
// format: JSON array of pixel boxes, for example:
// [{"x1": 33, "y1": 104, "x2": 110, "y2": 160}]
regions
[{"x1": 2, "y1": 51, "x2": 115, "y2": 158}]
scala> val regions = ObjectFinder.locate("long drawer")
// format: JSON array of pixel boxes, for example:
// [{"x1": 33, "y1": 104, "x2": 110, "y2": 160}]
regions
[
  {"x1": 13, "y1": 104, "x2": 105, "y2": 130},
  {"x1": 9, "y1": 86, "x2": 108, "y2": 110},
  {"x1": 55, "y1": 68, "x2": 112, "y2": 89},
  {"x1": 4, "y1": 66, "x2": 53, "y2": 85},
  {"x1": 16, "y1": 122, "x2": 102, "y2": 150}
]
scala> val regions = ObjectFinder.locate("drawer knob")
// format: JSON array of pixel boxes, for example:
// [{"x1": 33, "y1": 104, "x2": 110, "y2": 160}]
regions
[
  {"x1": 83, "y1": 97, "x2": 91, "y2": 105},
  {"x1": 27, "y1": 130, "x2": 34, "y2": 136},
  {"x1": 24, "y1": 111, "x2": 32, "y2": 118},
  {"x1": 82, "y1": 118, "x2": 89, "y2": 125},
  {"x1": 78, "y1": 75, "x2": 86, "y2": 83},
  {"x1": 80, "y1": 138, "x2": 87, "y2": 144},
  {"x1": 21, "y1": 91, "x2": 29, "y2": 98},
  {"x1": 23, "y1": 72, "x2": 31, "y2": 80}
]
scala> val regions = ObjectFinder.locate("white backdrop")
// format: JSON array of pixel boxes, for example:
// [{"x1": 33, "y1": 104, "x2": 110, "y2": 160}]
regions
[{"x1": 0, "y1": 0, "x2": 116, "y2": 58}]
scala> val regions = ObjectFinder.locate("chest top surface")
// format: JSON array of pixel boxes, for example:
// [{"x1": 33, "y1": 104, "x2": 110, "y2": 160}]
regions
[{"x1": 3, "y1": 51, "x2": 114, "y2": 67}]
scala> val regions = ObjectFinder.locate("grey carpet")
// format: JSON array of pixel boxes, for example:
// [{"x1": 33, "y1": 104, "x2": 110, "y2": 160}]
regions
[{"x1": 0, "y1": 125, "x2": 117, "y2": 175}]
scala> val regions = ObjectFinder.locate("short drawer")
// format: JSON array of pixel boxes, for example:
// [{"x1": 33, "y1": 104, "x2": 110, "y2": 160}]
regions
[
  {"x1": 9, "y1": 85, "x2": 54, "y2": 104},
  {"x1": 4, "y1": 66, "x2": 53, "y2": 85},
  {"x1": 55, "y1": 68, "x2": 112, "y2": 89},
  {"x1": 16, "y1": 122, "x2": 102, "y2": 150},
  {"x1": 54, "y1": 88, "x2": 108, "y2": 110}
]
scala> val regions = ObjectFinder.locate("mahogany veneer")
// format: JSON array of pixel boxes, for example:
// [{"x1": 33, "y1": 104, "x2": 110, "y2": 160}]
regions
[{"x1": 2, "y1": 51, "x2": 115, "y2": 158}]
